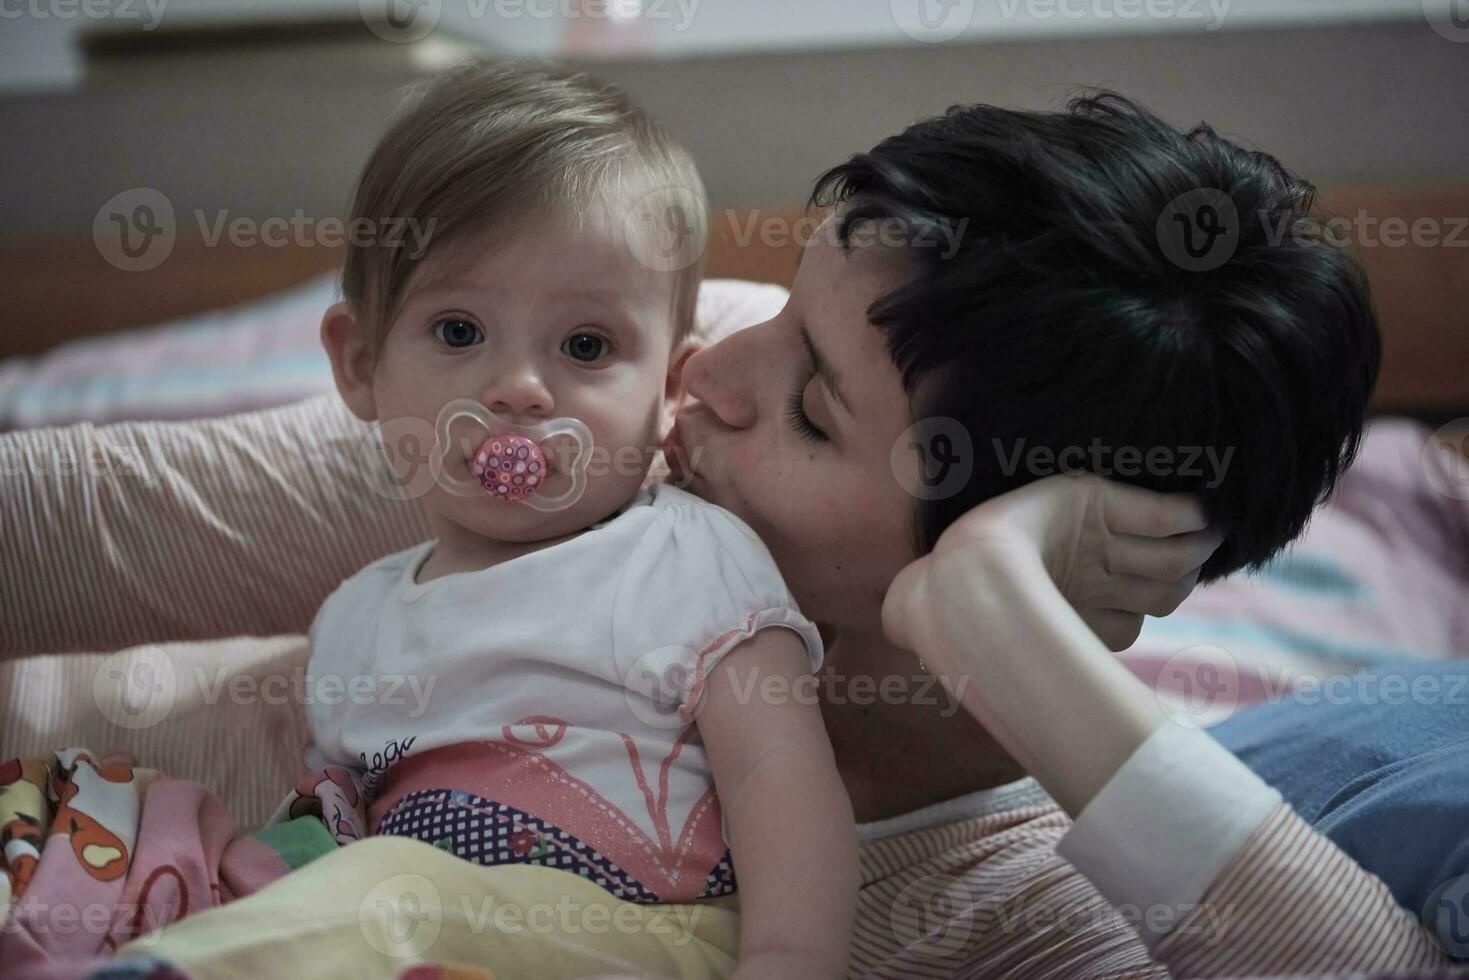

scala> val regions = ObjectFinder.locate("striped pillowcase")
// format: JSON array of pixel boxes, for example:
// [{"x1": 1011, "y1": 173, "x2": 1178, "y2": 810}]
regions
[{"x1": 0, "y1": 275, "x2": 339, "y2": 431}]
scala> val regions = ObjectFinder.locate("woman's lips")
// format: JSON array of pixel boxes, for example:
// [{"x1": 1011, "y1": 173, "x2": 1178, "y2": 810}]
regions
[
  {"x1": 663, "y1": 420, "x2": 688, "y2": 485},
  {"x1": 663, "y1": 418, "x2": 698, "y2": 487}
]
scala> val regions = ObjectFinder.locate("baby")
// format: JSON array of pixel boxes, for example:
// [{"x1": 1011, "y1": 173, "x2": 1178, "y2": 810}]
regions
[{"x1": 296, "y1": 60, "x2": 856, "y2": 977}]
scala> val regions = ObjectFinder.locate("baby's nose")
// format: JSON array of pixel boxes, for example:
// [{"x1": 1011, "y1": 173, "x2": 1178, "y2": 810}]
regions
[{"x1": 482, "y1": 372, "x2": 553, "y2": 421}]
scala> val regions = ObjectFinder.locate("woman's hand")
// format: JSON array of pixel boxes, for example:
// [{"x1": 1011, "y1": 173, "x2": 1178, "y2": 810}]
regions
[
  {"x1": 884, "y1": 472, "x2": 1223, "y2": 657},
  {"x1": 879, "y1": 473, "x2": 1224, "y2": 814}
]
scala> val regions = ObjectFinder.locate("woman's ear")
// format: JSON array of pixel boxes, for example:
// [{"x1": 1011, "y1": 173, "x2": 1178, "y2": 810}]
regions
[
  {"x1": 320, "y1": 302, "x2": 379, "y2": 422},
  {"x1": 661, "y1": 339, "x2": 701, "y2": 439}
]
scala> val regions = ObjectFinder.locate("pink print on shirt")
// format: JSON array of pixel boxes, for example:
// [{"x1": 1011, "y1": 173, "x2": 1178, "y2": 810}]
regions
[{"x1": 366, "y1": 721, "x2": 733, "y2": 902}]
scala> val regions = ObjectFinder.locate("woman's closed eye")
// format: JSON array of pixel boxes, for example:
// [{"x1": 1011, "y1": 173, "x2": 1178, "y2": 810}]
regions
[{"x1": 786, "y1": 371, "x2": 829, "y2": 442}]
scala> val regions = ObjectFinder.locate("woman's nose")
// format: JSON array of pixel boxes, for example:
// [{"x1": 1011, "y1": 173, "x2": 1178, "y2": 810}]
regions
[{"x1": 683, "y1": 326, "x2": 761, "y2": 430}]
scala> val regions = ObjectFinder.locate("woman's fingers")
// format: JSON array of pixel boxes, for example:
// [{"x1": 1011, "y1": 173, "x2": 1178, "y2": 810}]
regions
[
  {"x1": 1101, "y1": 480, "x2": 1210, "y2": 537},
  {"x1": 1081, "y1": 567, "x2": 1199, "y2": 648},
  {"x1": 1105, "y1": 527, "x2": 1223, "y2": 582},
  {"x1": 1081, "y1": 608, "x2": 1145, "y2": 652},
  {"x1": 1103, "y1": 570, "x2": 1200, "y2": 618}
]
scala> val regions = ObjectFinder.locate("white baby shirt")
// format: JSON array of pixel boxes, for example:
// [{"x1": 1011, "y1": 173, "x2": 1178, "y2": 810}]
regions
[{"x1": 302, "y1": 483, "x2": 824, "y2": 901}]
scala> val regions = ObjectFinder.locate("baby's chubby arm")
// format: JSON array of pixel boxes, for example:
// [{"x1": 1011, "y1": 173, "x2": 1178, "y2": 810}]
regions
[{"x1": 696, "y1": 626, "x2": 857, "y2": 980}]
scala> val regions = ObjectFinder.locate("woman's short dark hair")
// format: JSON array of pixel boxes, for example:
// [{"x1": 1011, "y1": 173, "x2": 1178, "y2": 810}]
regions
[{"x1": 813, "y1": 91, "x2": 1379, "y2": 582}]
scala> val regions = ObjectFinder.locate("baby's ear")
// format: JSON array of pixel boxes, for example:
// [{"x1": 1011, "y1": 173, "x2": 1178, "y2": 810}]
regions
[
  {"x1": 661, "y1": 339, "x2": 701, "y2": 436},
  {"x1": 320, "y1": 302, "x2": 378, "y2": 422}
]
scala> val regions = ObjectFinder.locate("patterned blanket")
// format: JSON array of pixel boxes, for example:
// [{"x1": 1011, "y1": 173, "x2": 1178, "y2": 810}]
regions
[{"x1": 0, "y1": 748, "x2": 371, "y2": 978}]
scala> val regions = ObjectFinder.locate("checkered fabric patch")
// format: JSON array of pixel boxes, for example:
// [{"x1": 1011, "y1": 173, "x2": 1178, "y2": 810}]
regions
[{"x1": 376, "y1": 787, "x2": 738, "y2": 904}]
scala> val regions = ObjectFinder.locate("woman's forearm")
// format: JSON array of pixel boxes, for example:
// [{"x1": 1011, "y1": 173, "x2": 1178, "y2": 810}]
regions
[
  {"x1": 921, "y1": 540, "x2": 1451, "y2": 973},
  {"x1": 0, "y1": 396, "x2": 428, "y2": 657},
  {"x1": 920, "y1": 537, "x2": 1164, "y2": 816}
]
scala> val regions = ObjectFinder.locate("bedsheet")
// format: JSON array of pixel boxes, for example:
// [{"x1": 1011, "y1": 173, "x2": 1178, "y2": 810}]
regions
[{"x1": 1125, "y1": 417, "x2": 1469, "y2": 726}]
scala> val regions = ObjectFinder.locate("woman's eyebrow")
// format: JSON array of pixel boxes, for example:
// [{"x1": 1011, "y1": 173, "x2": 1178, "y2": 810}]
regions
[{"x1": 801, "y1": 323, "x2": 853, "y2": 416}]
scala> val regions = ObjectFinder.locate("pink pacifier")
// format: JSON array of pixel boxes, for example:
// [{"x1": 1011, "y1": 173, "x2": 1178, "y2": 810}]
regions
[
  {"x1": 428, "y1": 399, "x2": 593, "y2": 513},
  {"x1": 472, "y1": 434, "x2": 546, "y2": 502}
]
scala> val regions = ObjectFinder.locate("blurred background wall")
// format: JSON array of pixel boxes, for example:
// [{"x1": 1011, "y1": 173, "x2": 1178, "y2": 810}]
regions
[
  {"x1": 0, "y1": 0, "x2": 1465, "y2": 413},
  {"x1": 1, "y1": 0, "x2": 1465, "y2": 233}
]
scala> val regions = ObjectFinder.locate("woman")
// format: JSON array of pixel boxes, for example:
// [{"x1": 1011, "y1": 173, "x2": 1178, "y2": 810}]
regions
[
  {"x1": 651, "y1": 93, "x2": 1437, "y2": 977},
  {"x1": 6, "y1": 94, "x2": 1448, "y2": 977}
]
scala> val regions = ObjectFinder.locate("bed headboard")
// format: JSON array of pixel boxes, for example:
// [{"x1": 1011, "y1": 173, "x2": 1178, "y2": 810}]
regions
[{"x1": 3, "y1": 187, "x2": 1466, "y2": 416}]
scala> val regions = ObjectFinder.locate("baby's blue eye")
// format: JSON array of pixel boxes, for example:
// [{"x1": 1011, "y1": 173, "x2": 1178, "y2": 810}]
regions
[
  {"x1": 435, "y1": 319, "x2": 483, "y2": 348},
  {"x1": 563, "y1": 332, "x2": 609, "y2": 363}
]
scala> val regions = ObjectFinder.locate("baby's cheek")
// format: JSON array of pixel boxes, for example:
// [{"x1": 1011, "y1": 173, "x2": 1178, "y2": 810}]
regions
[
  {"x1": 593, "y1": 410, "x2": 664, "y2": 476},
  {"x1": 583, "y1": 452, "x2": 655, "y2": 512}
]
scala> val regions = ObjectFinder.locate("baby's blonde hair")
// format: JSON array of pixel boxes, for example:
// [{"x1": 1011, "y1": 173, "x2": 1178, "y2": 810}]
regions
[{"x1": 342, "y1": 59, "x2": 709, "y2": 359}]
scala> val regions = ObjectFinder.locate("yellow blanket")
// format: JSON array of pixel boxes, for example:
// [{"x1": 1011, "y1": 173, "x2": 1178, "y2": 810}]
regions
[{"x1": 116, "y1": 835, "x2": 741, "y2": 980}]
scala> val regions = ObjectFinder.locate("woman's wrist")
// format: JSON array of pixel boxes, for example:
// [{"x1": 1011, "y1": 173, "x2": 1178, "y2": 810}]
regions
[{"x1": 922, "y1": 536, "x2": 1166, "y2": 816}]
